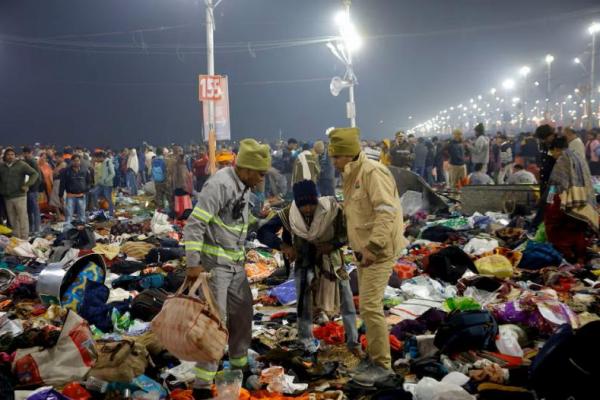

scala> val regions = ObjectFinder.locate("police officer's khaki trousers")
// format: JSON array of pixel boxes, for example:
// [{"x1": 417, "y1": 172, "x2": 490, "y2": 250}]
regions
[{"x1": 357, "y1": 259, "x2": 393, "y2": 370}]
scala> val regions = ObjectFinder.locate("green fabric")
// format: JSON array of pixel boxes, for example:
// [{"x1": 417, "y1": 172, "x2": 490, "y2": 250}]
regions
[
  {"x1": 328, "y1": 127, "x2": 361, "y2": 157},
  {"x1": 0, "y1": 160, "x2": 39, "y2": 199},
  {"x1": 236, "y1": 138, "x2": 272, "y2": 171},
  {"x1": 534, "y1": 223, "x2": 547, "y2": 242},
  {"x1": 443, "y1": 297, "x2": 481, "y2": 312}
]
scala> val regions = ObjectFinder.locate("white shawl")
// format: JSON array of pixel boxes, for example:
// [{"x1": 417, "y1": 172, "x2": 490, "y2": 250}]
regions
[{"x1": 289, "y1": 196, "x2": 339, "y2": 243}]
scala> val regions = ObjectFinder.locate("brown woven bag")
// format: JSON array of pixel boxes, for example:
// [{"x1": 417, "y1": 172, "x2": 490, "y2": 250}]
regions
[{"x1": 151, "y1": 273, "x2": 228, "y2": 363}]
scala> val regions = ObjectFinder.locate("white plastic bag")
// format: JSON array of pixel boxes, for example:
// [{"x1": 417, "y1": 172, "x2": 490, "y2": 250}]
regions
[
  {"x1": 495, "y1": 325, "x2": 524, "y2": 357},
  {"x1": 400, "y1": 190, "x2": 423, "y2": 217},
  {"x1": 151, "y1": 211, "x2": 174, "y2": 235},
  {"x1": 463, "y1": 238, "x2": 499, "y2": 255},
  {"x1": 415, "y1": 377, "x2": 475, "y2": 400}
]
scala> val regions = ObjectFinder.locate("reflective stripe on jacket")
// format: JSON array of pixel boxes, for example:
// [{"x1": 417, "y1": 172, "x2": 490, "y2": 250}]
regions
[{"x1": 184, "y1": 167, "x2": 249, "y2": 269}]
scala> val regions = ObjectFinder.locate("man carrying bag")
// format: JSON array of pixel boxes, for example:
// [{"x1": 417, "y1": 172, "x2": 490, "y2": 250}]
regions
[{"x1": 183, "y1": 139, "x2": 271, "y2": 399}]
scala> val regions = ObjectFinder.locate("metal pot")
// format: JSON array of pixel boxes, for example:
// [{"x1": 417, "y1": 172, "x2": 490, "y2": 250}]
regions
[{"x1": 36, "y1": 253, "x2": 106, "y2": 306}]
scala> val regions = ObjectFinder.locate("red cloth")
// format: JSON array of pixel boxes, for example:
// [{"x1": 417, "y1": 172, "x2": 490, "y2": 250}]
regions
[
  {"x1": 313, "y1": 322, "x2": 345, "y2": 345},
  {"x1": 193, "y1": 156, "x2": 210, "y2": 178},
  {"x1": 360, "y1": 334, "x2": 403, "y2": 352},
  {"x1": 544, "y1": 194, "x2": 589, "y2": 263}
]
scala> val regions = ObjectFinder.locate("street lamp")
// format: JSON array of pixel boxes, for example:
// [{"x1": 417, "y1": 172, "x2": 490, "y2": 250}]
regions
[
  {"x1": 519, "y1": 66, "x2": 531, "y2": 78},
  {"x1": 545, "y1": 54, "x2": 554, "y2": 118},
  {"x1": 519, "y1": 66, "x2": 531, "y2": 128},
  {"x1": 328, "y1": 1, "x2": 361, "y2": 127},
  {"x1": 502, "y1": 78, "x2": 516, "y2": 91}
]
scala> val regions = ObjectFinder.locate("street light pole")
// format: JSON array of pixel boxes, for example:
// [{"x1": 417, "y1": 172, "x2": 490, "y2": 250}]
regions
[
  {"x1": 206, "y1": 0, "x2": 217, "y2": 174},
  {"x1": 343, "y1": 0, "x2": 356, "y2": 127},
  {"x1": 545, "y1": 54, "x2": 554, "y2": 120}
]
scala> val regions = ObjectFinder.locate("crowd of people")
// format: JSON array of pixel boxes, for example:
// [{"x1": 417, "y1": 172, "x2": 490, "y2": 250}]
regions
[{"x1": 0, "y1": 122, "x2": 599, "y2": 398}]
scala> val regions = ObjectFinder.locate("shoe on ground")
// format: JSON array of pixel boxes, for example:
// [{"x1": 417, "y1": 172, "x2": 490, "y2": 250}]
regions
[
  {"x1": 350, "y1": 357, "x2": 372, "y2": 376},
  {"x1": 351, "y1": 364, "x2": 395, "y2": 387}
]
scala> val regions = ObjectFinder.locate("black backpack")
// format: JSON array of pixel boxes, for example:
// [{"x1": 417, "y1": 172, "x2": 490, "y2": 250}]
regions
[
  {"x1": 434, "y1": 310, "x2": 498, "y2": 354},
  {"x1": 529, "y1": 321, "x2": 600, "y2": 399},
  {"x1": 131, "y1": 288, "x2": 169, "y2": 321}
]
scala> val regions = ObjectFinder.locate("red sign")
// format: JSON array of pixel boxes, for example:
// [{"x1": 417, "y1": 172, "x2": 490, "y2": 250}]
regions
[{"x1": 199, "y1": 75, "x2": 222, "y2": 101}]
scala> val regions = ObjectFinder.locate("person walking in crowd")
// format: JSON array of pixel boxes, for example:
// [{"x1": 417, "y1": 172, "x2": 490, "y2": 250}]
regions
[
  {"x1": 292, "y1": 142, "x2": 320, "y2": 185},
  {"x1": 192, "y1": 146, "x2": 210, "y2": 192},
  {"x1": 532, "y1": 124, "x2": 559, "y2": 229},
  {"x1": 497, "y1": 135, "x2": 514, "y2": 184},
  {"x1": 22, "y1": 147, "x2": 42, "y2": 234},
  {"x1": 469, "y1": 123, "x2": 490, "y2": 173},
  {"x1": 447, "y1": 129, "x2": 467, "y2": 189},
  {"x1": 184, "y1": 139, "x2": 271, "y2": 399},
  {"x1": 151, "y1": 148, "x2": 169, "y2": 210},
  {"x1": 257, "y1": 179, "x2": 359, "y2": 355},
  {"x1": 565, "y1": 127, "x2": 586, "y2": 161},
  {"x1": 412, "y1": 137, "x2": 428, "y2": 178},
  {"x1": 126, "y1": 148, "x2": 139, "y2": 195},
  {"x1": 389, "y1": 131, "x2": 414, "y2": 169},
  {"x1": 0, "y1": 148, "x2": 39, "y2": 239},
  {"x1": 59, "y1": 154, "x2": 92, "y2": 226},
  {"x1": 37, "y1": 152, "x2": 54, "y2": 206},
  {"x1": 282, "y1": 138, "x2": 299, "y2": 190},
  {"x1": 91, "y1": 151, "x2": 115, "y2": 216},
  {"x1": 144, "y1": 146, "x2": 156, "y2": 183},
  {"x1": 424, "y1": 139, "x2": 435, "y2": 186},
  {"x1": 379, "y1": 139, "x2": 392, "y2": 166},
  {"x1": 520, "y1": 132, "x2": 539, "y2": 168},
  {"x1": 468, "y1": 163, "x2": 495, "y2": 185},
  {"x1": 316, "y1": 140, "x2": 335, "y2": 196},
  {"x1": 507, "y1": 164, "x2": 537, "y2": 184},
  {"x1": 544, "y1": 137, "x2": 598, "y2": 264},
  {"x1": 432, "y1": 136, "x2": 446, "y2": 184},
  {"x1": 363, "y1": 141, "x2": 382, "y2": 162},
  {"x1": 216, "y1": 149, "x2": 236, "y2": 169},
  {"x1": 169, "y1": 146, "x2": 192, "y2": 195},
  {"x1": 49, "y1": 152, "x2": 68, "y2": 220},
  {"x1": 585, "y1": 131, "x2": 600, "y2": 175},
  {"x1": 328, "y1": 127, "x2": 408, "y2": 386}
]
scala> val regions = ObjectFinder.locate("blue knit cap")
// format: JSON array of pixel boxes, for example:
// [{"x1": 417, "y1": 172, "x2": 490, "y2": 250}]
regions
[{"x1": 293, "y1": 180, "x2": 319, "y2": 207}]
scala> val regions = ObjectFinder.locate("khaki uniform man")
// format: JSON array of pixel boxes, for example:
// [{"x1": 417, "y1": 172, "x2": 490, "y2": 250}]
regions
[{"x1": 328, "y1": 127, "x2": 408, "y2": 386}]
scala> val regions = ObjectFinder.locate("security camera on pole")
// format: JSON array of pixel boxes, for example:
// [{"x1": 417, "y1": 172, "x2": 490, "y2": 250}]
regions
[{"x1": 327, "y1": 0, "x2": 362, "y2": 127}]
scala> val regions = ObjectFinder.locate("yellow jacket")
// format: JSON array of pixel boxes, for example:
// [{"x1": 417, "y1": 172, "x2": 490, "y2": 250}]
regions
[{"x1": 342, "y1": 152, "x2": 408, "y2": 261}]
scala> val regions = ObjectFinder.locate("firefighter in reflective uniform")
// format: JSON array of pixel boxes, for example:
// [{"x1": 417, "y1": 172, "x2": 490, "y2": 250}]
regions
[{"x1": 183, "y1": 139, "x2": 271, "y2": 399}]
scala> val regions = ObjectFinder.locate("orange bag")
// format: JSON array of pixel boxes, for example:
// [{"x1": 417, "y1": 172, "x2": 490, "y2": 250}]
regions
[{"x1": 152, "y1": 273, "x2": 228, "y2": 363}]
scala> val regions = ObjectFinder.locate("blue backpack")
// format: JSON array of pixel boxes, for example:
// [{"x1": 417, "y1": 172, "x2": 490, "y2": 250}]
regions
[{"x1": 151, "y1": 159, "x2": 166, "y2": 183}]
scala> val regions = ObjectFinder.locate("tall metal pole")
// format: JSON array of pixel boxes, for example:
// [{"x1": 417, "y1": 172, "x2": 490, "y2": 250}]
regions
[
  {"x1": 590, "y1": 31, "x2": 596, "y2": 129},
  {"x1": 344, "y1": 0, "x2": 356, "y2": 127},
  {"x1": 206, "y1": 0, "x2": 217, "y2": 174},
  {"x1": 545, "y1": 63, "x2": 551, "y2": 120}
]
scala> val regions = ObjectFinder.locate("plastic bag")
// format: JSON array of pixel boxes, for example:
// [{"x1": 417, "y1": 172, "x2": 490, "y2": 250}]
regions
[
  {"x1": 215, "y1": 369, "x2": 243, "y2": 400},
  {"x1": 401, "y1": 190, "x2": 423, "y2": 217},
  {"x1": 151, "y1": 211, "x2": 173, "y2": 235},
  {"x1": 495, "y1": 325, "x2": 524, "y2": 357},
  {"x1": 463, "y1": 238, "x2": 499, "y2": 256},
  {"x1": 415, "y1": 377, "x2": 475, "y2": 400},
  {"x1": 474, "y1": 255, "x2": 513, "y2": 278},
  {"x1": 268, "y1": 279, "x2": 296, "y2": 305},
  {"x1": 26, "y1": 387, "x2": 72, "y2": 400},
  {"x1": 443, "y1": 297, "x2": 481, "y2": 312}
]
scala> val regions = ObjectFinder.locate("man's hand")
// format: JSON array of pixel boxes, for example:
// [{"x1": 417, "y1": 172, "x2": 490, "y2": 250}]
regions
[
  {"x1": 360, "y1": 248, "x2": 377, "y2": 268},
  {"x1": 21, "y1": 185, "x2": 28, "y2": 193},
  {"x1": 281, "y1": 244, "x2": 297, "y2": 262},
  {"x1": 315, "y1": 243, "x2": 334, "y2": 257},
  {"x1": 186, "y1": 266, "x2": 205, "y2": 280}
]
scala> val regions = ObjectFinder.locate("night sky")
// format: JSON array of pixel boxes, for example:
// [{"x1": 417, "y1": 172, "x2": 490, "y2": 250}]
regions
[{"x1": 1, "y1": 0, "x2": 599, "y2": 147}]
